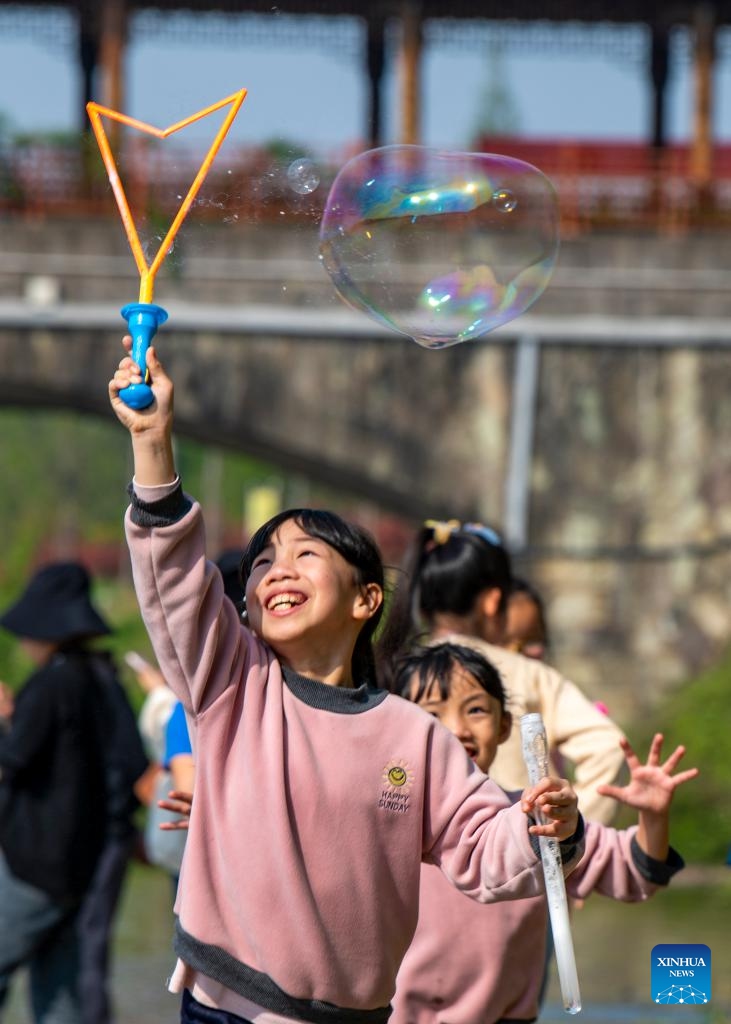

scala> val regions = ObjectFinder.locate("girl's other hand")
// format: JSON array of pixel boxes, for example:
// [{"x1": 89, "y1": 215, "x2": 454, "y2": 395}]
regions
[
  {"x1": 158, "y1": 789, "x2": 193, "y2": 831},
  {"x1": 521, "y1": 776, "x2": 579, "y2": 841},
  {"x1": 596, "y1": 734, "x2": 699, "y2": 814}
]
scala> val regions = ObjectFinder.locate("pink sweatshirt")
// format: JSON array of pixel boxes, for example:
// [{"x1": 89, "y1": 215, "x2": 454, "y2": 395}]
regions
[
  {"x1": 391, "y1": 817, "x2": 683, "y2": 1024},
  {"x1": 126, "y1": 484, "x2": 584, "y2": 1024}
]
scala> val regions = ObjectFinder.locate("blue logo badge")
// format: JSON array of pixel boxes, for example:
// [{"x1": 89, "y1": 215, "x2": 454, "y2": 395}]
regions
[{"x1": 651, "y1": 944, "x2": 711, "y2": 1005}]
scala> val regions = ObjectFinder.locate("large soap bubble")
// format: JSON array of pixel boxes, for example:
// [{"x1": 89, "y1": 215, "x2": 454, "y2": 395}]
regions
[{"x1": 318, "y1": 145, "x2": 559, "y2": 349}]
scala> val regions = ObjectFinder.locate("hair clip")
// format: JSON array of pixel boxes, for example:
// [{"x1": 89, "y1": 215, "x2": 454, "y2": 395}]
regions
[
  {"x1": 424, "y1": 518, "x2": 462, "y2": 546},
  {"x1": 462, "y1": 522, "x2": 503, "y2": 547}
]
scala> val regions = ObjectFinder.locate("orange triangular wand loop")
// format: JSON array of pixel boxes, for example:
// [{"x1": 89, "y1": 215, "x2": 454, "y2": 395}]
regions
[
  {"x1": 86, "y1": 90, "x2": 248, "y2": 407},
  {"x1": 160, "y1": 91, "x2": 248, "y2": 137},
  {"x1": 147, "y1": 89, "x2": 247, "y2": 288},
  {"x1": 87, "y1": 103, "x2": 149, "y2": 279},
  {"x1": 87, "y1": 104, "x2": 168, "y2": 138}
]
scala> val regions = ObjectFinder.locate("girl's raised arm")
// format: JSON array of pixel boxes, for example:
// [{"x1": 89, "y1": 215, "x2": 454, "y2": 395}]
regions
[{"x1": 113, "y1": 339, "x2": 252, "y2": 715}]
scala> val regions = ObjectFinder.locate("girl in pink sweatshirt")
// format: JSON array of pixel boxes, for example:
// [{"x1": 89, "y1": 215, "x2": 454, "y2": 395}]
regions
[
  {"x1": 108, "y1": 343, "x2": 583, "y2": 1024},
  {"x1": 390, "y1": 641, "x2": 697, "y2": 1024}
]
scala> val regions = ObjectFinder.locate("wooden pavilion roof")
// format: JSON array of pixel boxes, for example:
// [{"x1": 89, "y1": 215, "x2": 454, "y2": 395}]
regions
[{"x1": 6, "y1": 0, "x2": 731, "y2": 28}]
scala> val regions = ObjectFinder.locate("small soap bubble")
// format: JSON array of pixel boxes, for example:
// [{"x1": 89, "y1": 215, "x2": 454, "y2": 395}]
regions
[
  {"x1": 492, "y1": 188, "x2": 517, "y2": 212},
  {"x1": 142, "y1": 235, "x2": 175, "y2": 262},
  {"x1": 287, "y1": 158, "x2": 320, "y2": 196}
]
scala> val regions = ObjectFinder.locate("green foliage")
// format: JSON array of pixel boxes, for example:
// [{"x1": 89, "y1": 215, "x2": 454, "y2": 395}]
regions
[
  {"x1": 261, "y1": 138, "x2": 312, "y2": 163},
  {"x1": 0, "y1": 406, "x2": 288, "y2": 692},
  {"x1": 12, "y1": 129, "x2": 83, "y2": 148}
]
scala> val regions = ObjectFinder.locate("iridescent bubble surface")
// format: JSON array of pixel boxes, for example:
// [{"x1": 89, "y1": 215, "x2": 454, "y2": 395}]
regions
[{"x1": 318, "y1": 146, "x2": 559, "y2": 349}]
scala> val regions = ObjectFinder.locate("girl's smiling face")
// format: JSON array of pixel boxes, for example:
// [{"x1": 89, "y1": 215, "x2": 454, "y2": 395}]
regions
[
  {"x1": 244, "y1": 517, "x2": 382, "y2": 679},
  {"x1": 414, "y1": 664, "x2": 511, "y2": 774}
]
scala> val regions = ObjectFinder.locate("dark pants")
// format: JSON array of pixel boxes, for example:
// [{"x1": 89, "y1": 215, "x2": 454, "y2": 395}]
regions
[
  {"x1": 181, "y1": 989, "x2": 254, "y2": 1024},
  {"x1": 0, "y1": 848, "x2": 80, "y2": 1024},
  {"x1": 76, "y1": 834, "x2": 135, "y2": 1024}
]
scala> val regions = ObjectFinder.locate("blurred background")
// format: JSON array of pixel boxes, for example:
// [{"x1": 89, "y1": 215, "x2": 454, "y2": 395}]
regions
[{"x1": 1, "y1": 1, "x2": 730, "y2": 1021}]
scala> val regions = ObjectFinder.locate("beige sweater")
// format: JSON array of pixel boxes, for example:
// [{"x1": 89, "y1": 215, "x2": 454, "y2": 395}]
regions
[{"x1": 433, "y1": 634, "x2": 626, "y2": 824}]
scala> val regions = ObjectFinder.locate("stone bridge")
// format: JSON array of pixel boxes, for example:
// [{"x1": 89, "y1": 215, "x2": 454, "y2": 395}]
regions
[
  {"x1": 0, "y1": 299, "x2": 534, "y2": 525},
  {"x1": 4, "y1": 220, "x2": 731, "y2": 707}
]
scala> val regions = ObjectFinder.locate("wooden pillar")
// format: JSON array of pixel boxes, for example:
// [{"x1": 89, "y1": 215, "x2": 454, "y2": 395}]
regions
[
  {"x1": 365, "y1": 16, "x2": 386, "y2": 148},
  {"x1": 399, "y1": 2, "x2": 422, "y2": 145},
  {"x1": 690, "y1": 3, "x2": 716, "y2": 207},
  {"x1": 648, "y1": 24, "x2": 670, "y2": 225},
  {"x1": 78, "y1": 6, "x2": 102, "y2": 196},
  {"x1": 78, "y1": 18, "x2": 99, "y2": 134},
  {"x1": 649, "y1": 25, "x2": 669, "y2": 149},
  {"x1": 99, "y1": 0, "x2": 128, "y2": 148}
]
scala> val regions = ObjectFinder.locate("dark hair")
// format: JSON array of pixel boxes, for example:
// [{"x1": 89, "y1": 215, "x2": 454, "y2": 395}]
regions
[
  {"x1": 393, "y1": 641, "x2": 507, "y2": 712},
  {"x1": 376, "y1": 520, "x2": 512, "y2": 680},
  {"x1": 509, "y1": 576, "x2": 549, "y2": 647},
  {"x1": 216, "y1": 549, "x2": 246, "y2": 612},
  {"x1": 241, "y1": 508, "x2": 385, "y2": 685}
]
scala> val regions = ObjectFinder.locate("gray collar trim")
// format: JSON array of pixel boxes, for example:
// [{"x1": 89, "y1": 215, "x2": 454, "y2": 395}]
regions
[{"x1": 282, "y1": 666, "x2": 388, "y2": 714}]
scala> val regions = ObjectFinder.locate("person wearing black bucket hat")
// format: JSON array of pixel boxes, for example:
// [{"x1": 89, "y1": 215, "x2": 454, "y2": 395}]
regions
[
  {"x1": 0, "y1": 561, "x2": 112, "y2": 646},
  {"x1": 0, "y1": 561, "x2": 149, "y2": 1024}
]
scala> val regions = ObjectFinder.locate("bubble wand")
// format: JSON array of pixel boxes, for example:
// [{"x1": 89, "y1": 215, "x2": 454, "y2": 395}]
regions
[
  {"x1": 520, "y1": 712, "x2": 582, "y2": 1015},
  {"x1": 87, "y1": 89, "x2": 247, "y2": 408}
]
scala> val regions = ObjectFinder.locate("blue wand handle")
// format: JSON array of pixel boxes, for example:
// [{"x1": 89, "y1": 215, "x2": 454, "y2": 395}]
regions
[{"x1": 119, "y1": 302, "x2": 169, "y2": 409}]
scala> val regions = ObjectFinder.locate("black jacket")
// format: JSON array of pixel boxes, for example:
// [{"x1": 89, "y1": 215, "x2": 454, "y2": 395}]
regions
[
  {"x1": 0, "y1": 649, "x2": 111, "y2": 903},
  {"x1": 88, "y1": 650, "x2": 149, "y2": 840}
]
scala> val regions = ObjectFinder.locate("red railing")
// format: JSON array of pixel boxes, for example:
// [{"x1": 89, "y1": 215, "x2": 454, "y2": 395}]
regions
[
  {"x1": 474, "y1": 136, "x2": 731, "y2": 233},
  {"x1": 3, "y1": 136, "x2": 731, "y2": 233}
]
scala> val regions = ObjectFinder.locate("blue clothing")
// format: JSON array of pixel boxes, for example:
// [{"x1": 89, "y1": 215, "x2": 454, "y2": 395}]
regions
[
  {"x1": 164, "y1": 701, "x2": 192, "y2": 769},
  {"x1": 154, "y1": 701, "x2": 192, "y2": 884}
]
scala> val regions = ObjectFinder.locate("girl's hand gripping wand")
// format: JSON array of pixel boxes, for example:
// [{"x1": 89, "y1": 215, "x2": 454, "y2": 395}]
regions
[
  {"x1": 87, "y1": 89, "x2": 247, "y2": 408},
  {"x1": 118, "y1": 301, "x2": 168, "y2": 409},
  {"x1": 520, "y1": 712, "x2": 582, "y2": 1015}
]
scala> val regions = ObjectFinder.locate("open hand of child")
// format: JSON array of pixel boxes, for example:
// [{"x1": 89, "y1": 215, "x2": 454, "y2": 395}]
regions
[
  {"x1": 596, "y1": 733, "x2": 698, "y2": 815},
  {"x1": 521, "y1": 776, "x2": 579, "y2": 841}
]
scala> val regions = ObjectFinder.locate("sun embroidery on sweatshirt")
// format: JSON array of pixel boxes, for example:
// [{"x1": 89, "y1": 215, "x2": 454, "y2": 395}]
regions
[{"x1": 378, "y1": 760, "x2": 414, "y2": 814}]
